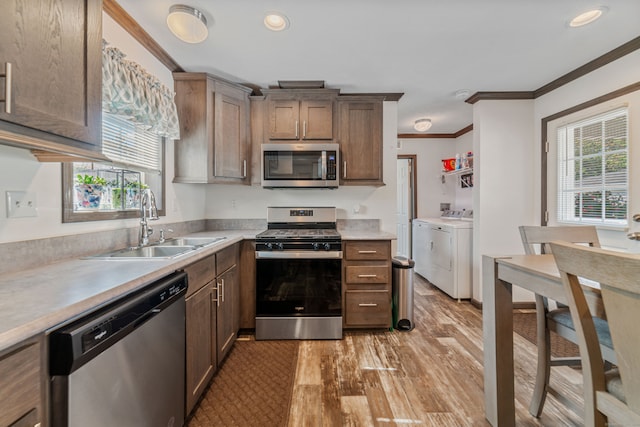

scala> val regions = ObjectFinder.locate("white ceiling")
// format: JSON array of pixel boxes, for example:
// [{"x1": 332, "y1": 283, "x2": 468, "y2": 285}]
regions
[{"x1": 116, "y1": 0, "x2": 640, "y2": 134}]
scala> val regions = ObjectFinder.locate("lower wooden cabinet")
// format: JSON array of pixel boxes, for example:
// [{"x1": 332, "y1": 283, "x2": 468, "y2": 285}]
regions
[
  {"x1": 343, "y1": 240, "x2": 392, "y2": 329},
  {"x1": 184, "y1": 255, "x2": 216, "y2": 414},
  {"x1": 0, "y1": 336, "x2": 44, "y2": 427},
  {"x1": 184, "y1": 243, "x2": 240, "y2": 415},
  {"x1": 214, "y1": 244, "x2": 239, "y2": 364}
]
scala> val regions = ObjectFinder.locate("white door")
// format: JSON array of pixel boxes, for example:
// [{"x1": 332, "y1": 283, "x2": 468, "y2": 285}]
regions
[{"x1": 396, "y1": 158, "x2": 412, "y2": 257}]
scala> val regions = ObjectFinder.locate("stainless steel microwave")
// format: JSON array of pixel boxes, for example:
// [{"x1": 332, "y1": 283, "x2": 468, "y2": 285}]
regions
[{"x1": 261, "y1": 143, "x2": 339, "y2": 188}]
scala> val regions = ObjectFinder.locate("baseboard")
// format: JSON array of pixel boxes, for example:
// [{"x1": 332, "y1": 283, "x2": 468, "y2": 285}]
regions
[{"x1": 469, "y1": 299, "x2": 536, "y2": 311}]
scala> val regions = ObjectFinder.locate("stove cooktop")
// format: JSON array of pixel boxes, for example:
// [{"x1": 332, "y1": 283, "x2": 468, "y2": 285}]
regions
[{"x1": 256, "y1": 228, "x2": 341, "y2": 240}]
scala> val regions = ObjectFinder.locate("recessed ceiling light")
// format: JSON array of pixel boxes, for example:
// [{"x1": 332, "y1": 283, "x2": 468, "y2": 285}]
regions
[
  {"x1": 414, "y1": 118, "x2": 432, "y2": 132},
  {"x1": 264, "y1": 12, "x2": 290, "y2": 31},
  {"x1": 454, "y1": 89, "x2": 470, "y2": 100},
  {"x1": 569, "y1": 7, "x2": 607, "y2": 27},
  {"x1": 167, "y1": 5, "x2": 208, "y2": 43}
]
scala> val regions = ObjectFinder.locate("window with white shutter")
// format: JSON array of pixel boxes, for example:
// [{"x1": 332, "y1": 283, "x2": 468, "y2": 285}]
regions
[{"x1": 556, "y1": 107, "x2": 628, "y2": 227}]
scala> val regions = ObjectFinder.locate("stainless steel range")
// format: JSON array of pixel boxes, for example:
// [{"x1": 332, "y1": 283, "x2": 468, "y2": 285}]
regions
[{"x1": 255, "y1": 207, "x2": 342, "y2": 340}]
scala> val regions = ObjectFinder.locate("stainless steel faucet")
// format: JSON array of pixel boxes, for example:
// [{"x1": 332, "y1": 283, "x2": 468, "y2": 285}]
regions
[{"x1": 139, "y1": 189, "x2": 159, "y2": 246}]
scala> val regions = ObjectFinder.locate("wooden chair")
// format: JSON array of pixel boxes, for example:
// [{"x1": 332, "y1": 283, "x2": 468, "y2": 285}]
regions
[
  {"x1": 518, "y1": 225, "x2": 615, "y2": 417},
  {"x1": 550, "y1": 241, "x2": 640, "y2": 427}
]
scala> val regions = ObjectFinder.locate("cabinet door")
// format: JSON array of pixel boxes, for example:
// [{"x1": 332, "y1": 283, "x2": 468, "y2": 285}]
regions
[
  {"x1": 300, "y1": 100, "x2": 333, "y2": 140},
  {"x1": 339, "y1": 100, "x2": 383, "y2": 185},
  {"x1": 214, "y1": 82, "x2": 249, "y2": 179},
  {"x1": 216, "y1": 265, "x2": 239, "y2": 364},
  {"x1": 185, "y1": 283, "x2": 215, "y2": 414},
  {"x1": 0, "y1": 339, "x2": 42, "y2": 427},
  {"x1": 268, "y1": 99, "x2": 300, "y2": 139},
  {"x1": 0, "y1": 0, "x2": 101, "y2": 149}
]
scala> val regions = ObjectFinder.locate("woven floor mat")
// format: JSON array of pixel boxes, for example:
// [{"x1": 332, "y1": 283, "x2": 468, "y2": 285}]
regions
[
  {"x1": 513, "y1": 311, "x2": 579, "y2": 358},
  {"x1": 187, "y1": 339, "x2": 299, "y2": 427}
]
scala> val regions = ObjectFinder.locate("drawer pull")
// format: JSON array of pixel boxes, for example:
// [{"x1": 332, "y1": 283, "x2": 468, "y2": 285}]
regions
[
  {"x1": 358, "y1": 303, "x2": 378, "y2": 307},
  {"x1": 358, "y1": 250, "x2": 377, "y2": 254},
  {"x1": 357, "y1": 274, "x2": 377, "y2": 278}
]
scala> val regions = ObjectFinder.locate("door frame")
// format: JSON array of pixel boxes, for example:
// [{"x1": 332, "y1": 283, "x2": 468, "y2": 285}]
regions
[{"x1": 398, "y1": 154, "x2": 417, "y2": 220}]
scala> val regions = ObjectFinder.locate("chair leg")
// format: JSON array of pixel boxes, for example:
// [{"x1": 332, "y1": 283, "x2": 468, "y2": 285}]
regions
[{"x1": 529, "y1": 296, "x2": 551, "y2": 417}]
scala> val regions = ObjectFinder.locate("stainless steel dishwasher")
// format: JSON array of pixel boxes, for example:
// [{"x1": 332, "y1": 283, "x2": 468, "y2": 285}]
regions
[{"x1": 49, "y1": 271, "x2": 188, "y2": 427}]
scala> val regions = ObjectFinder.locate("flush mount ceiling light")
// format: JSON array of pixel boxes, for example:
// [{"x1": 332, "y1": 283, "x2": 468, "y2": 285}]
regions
[
  {"x1": 569, "y1": 7, "x2": 607, "y2": 27},
  {"x1": 167, "y1": 5, "x2": 208, "y2": 43},
  {"x1": 414, "y1": 118, "x2": 432, "y2": 132},
  {"x1": 264, "y1": 12, "x2": 290, "y2": 31}
]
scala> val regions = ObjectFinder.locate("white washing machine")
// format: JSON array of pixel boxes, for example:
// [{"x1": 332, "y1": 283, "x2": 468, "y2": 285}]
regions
[{"x1": 412, "y1": 210, "x2": 473, "y2": 300}]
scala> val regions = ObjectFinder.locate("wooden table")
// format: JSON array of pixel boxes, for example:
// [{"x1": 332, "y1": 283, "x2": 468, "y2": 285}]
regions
[{"x1": 482, "y1": 254, "x2": 566, "y2": 426}]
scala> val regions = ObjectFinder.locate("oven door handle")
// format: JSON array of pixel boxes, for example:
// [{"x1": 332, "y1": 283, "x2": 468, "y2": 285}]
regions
[{"x1": 256, "y1": 251, "x2": 343, "y2": 260}]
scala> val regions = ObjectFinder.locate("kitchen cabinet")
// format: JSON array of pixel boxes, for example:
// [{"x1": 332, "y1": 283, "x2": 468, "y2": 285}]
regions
[
  {"x1": 215, "y1": 244, "x2": 240, "y2": 364},
  {"x1": 343, "y1": 240, "x2": 392, "y2": 329},
  {"x1": 263, "y1": 89, "x2": 338, "y2": 141},
  {"x1": 184, "y1": 255, "x2": 217, "y2": 414},
  {"x1": 173, "y1": 73, "x2": 252, "y2": 184},
  {"x1": 338, "y1": 96, "x2": 384, "y2": 186},
  {"x1": 0, "y1": 0, "x2": 103, "y2": 158},
  {"x1": 0, "y1": 336, "x2": 44, "y2": 427}
]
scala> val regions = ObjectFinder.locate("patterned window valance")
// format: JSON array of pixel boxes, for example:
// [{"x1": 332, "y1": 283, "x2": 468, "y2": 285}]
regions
[{"x1": 102, "y1": 40, "x2": 180, "y2": 140}]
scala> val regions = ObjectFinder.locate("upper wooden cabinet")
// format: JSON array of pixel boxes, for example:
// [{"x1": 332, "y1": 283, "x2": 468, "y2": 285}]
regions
[
  {"x1": 0, "y1": 0, "x2": 103, "y2": 156},
  {"x1": 264, "y1": 89, "x2": 338, "y2": 141},
  {"x1": 338, "y1": 96, "x2": 385, "y2": 186},
  {"x1": 173, "y1": 73, "x2": 252, "y2": 184}
]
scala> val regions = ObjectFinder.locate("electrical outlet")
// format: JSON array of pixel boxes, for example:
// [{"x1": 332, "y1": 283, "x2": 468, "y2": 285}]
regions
[{"x1": 6, "y1": 191, "x2": 38, "y2": 218}]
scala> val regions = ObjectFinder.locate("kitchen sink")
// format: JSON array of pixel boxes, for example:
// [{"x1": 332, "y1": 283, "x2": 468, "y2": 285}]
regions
[
  {"x1": 89, "y1": 245, "x2": 196, "y2": 259},
  {"x1": 158, "y1": 237, "x2": 226, "y2": 247}
]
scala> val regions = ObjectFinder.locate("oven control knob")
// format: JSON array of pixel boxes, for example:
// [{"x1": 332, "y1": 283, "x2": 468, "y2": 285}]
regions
[
  {"x1": 265, "y1": 242, "x2": 274, "y2": 251},
  {"x1": 276, "y1": 242, "x2": 284, "y2": 250},
  {"x1": 312, "y1": 242, "x2": 320, "y2": 251},
  {"x1": 323, "y1": 243, "x2": 331, "y2": 251}
]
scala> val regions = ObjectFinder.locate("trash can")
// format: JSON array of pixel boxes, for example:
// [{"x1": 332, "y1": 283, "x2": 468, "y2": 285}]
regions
[{"x1": 392, "y1": 256, "x2": 415, "y2": 331}]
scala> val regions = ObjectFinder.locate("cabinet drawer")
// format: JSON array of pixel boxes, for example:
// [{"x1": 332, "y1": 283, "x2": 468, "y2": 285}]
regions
[
  {"x1": 184, "y1": 255, "x2": 215, "y2": 297},
  {"x1": 345, "y1": 290, "x2": 390, "y2": 327},
  {"x1": 345, "y1": 265, "x2": 389, "y2": 284},
  {"x1": 0, "y1": 340, "x2": 41, "y2": 427},
  {"x1": 216, "y1": 244, "x2": 238, "y2": 274},
  {"x1": 345, "y1": 241, "x2": 390, "y2": 260}
]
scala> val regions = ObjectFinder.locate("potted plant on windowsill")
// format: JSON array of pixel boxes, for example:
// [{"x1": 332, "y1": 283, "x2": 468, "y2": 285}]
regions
[
  {"x1": 75, "y1": 174, "x2": 107, "y2": 209},
  {"x1": 112, "y1": 181, "x2": 148, "y2": 210}
]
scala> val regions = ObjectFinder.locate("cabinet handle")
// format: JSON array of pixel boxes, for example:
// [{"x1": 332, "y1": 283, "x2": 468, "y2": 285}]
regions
[
  {"x1": 358, "y1": 303, "x2": 378, "y2": 307},
  {"x1": 213, "y1": 284, "x2": 220, "y2": 307},
  {"x1": 303, "y1": 120, "x2": 307, "y2": 138},
  {"x1": 343, "y1": 161, "x2": 347, "y2": 179},
  {"x1": 1, "y1": 62, "x2": 11, "y2": 114},
  {"x1": 220, "y1": 278, "x2": 225, "y2": 303},
  {"x1": 357, "y1": 274, "x2": 377, "y2": 278},
  {"x1": 295, "y1": 120, "x2": 299, "y2": 139},
  {"x1": 243, "y1": 159, "x2": 247, "y2": 178},
  {"x1": 430, "y1": 241, "x2": 434, "y2": 250},
  {"x1": 358, "y1": 250, "x2": 377, "y2": 254}
]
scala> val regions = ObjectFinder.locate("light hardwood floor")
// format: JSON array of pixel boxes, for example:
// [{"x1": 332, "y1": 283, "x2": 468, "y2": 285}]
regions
[{"x1": 287, "y1": 273, "x2": 586, "y2": 426}]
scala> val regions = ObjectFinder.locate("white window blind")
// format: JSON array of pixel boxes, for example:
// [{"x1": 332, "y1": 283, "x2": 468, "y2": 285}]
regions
[
  {"x1": 102, "y1": 112, "x2": 162, "y2": 173},
  {"x1": 556, "y1": 107, "x2": 628, "y2": 226}
]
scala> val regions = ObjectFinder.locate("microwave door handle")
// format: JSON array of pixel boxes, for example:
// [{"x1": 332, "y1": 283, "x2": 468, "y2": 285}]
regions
[{"x1": 321, "y1": 151, "x2": 327, "y2": 179}]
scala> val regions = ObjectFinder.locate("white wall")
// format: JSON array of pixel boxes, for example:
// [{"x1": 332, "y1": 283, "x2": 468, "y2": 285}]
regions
[
  {"x1": 534, "y1": 49, "x2": 640, "y2": 252},
  {"x1": 473, "y1": 100, "x2": 536, "y2": 302},
  {"x1": 206, "y1": 102, "x2": 400, "y2": 234},
  {"x1": 0, "y1": 13, "x2": 206, "y2": 243},
  {"x1": 397, "y1": 132, "x2": 473, "y2": 219},
  {"x1": 473, "y1": 49, "x2": 640, "y2": 302}
]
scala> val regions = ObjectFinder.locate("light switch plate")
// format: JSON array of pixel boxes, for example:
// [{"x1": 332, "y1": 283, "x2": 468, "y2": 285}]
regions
[{"x1": 6, "y1": 191, "x2": 37, "y2": 218}]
